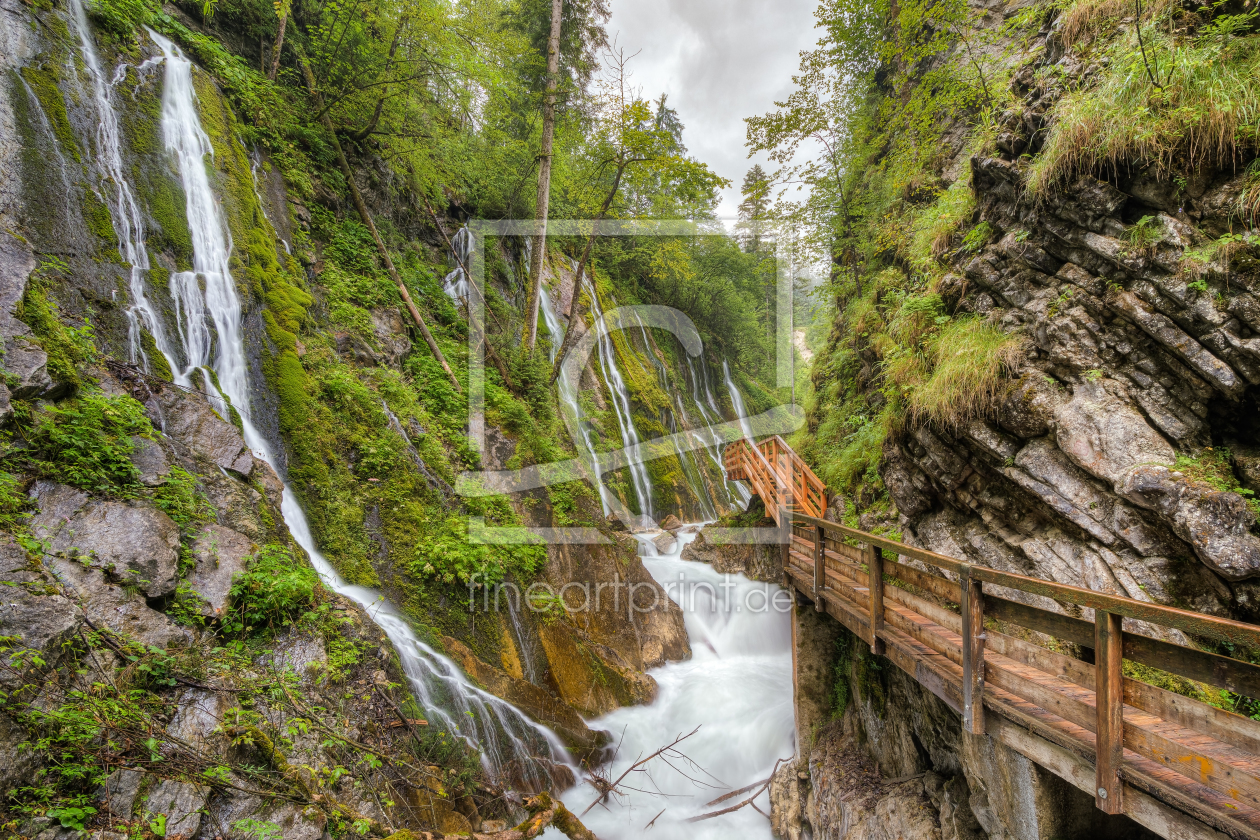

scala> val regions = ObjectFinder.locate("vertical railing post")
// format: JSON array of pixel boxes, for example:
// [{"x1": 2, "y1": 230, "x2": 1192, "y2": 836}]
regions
[
  {"x1": 1095, "y1": 610, "x2": 1124, "y2": 814},
  {"x1": 813, "y1": 524, "x2": 825, "y2": 612},
  {"x1": 960, "y1": 566, "x2": 985, "y2": 735},
  {"x1": 866, "y1": 544, "x2": 885, "y2": 655}
]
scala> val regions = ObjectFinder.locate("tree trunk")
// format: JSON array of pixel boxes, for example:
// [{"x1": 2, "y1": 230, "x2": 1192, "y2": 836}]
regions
[
  {"x1": 548, "y1": 161, "x2": 627, "y2": 384},
  {"x1": 522, "y1": 0, "x2": 564, "y2": 353},
  {"x1": 268, "y1": 7, "x2": 287, "y2": 81},
  {"x1": 298, "y1": 57, "x2": 461, "y2": 392}
]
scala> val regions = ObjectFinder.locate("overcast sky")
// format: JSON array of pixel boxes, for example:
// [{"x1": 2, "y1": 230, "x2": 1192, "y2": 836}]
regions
[{"x1": 604, "y1": 0, "x2": 821, "y2": 221}]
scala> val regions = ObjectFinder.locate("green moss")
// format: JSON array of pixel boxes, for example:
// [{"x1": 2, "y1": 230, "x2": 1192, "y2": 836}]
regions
[
  {"x1": 144, "y1": 178, "x2": 194, "y2": 269},
  {"x1": 19, "y1": 66, "x2": 81, "y2": 163},
  {"x1": 14, "y1": 259, "x2": 94, "y2": 389},
  {"x1": 139, "y1": 330, "x2": 173, "y2": 381},
  {"x1": 82, "y1": 188, "x2": 118, "y2": 243}
]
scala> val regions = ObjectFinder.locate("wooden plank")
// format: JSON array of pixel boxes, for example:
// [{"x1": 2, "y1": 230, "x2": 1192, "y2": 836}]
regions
[
  {"x1": 813, "y1": 524, "x2": 825, "y2": 613},
  {"x1": 790, "y1": 512, "x2": 966, "y2": 575},
  {"x1": 886, "y1": 559, "x2": 958, "y2": 603},
  {"x1": 869, "y1": 544, "x2": 886, "y2": 656},
  {"x1": 986, "y1": 715, "x2": 1238, "y2": 840},
  {"x1": 1098, "y1": 610, "x2": 1125, "y2": 813},
  {"x1": 962, "y1": 567, "x2": 985, "y2": 736},
  {"x1": 1125, "y1": 634, "x2": 1260, "y2": 701}
]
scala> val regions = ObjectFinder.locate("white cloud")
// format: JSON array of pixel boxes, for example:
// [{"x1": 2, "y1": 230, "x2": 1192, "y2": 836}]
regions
[{"x1": 605, "y1": 0, "x2": 819, "y2": 221}]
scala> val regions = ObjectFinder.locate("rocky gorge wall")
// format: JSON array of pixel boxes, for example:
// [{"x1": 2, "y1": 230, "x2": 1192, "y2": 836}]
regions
[{"x1": 775, "y1": 0, "x2": 1260, "y2": 837}]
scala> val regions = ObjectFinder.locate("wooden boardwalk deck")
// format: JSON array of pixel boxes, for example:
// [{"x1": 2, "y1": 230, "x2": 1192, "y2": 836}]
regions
[{"x1": 727, "y1": 435, "x2": 1260, "y2": 840}]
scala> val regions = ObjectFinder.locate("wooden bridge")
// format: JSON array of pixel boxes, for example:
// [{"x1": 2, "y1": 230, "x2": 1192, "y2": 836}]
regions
[{"x1": 725, "y1": 435, "x2": 1260, "y2": 840}]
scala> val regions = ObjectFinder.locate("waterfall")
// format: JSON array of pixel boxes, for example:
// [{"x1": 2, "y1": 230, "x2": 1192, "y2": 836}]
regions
[
  {"x1": 723, "y1": 358, "x2": 757, "y2": 445},
  {"x1": 561, "y1": 532, "x2": 794, "y2": 839},
  {"x1": 145, "y1": 31, "x2": 574, "y2": 792},
  {"x1": 442, "y1": 226, "x2": 473, "y2": 300},
  {"x1": 586, "y1": 278, "x2": 655, "y2": 520},
  {"x1": 539, "y1": 285, "x2": 614, "y2": 518},
  {"x1": 68, "y1": 0, "x2": 177, "y2": 376},
  {"x1": 687, "y1": 356, "x2": 750, "y2": 508}
]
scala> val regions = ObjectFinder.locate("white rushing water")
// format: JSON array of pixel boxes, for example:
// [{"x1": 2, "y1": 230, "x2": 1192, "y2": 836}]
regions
[
  {"x1": 67, "y1": 0, "x2": 178, "y2": 375},
  {"x1": 142, "y1": 31, "x2": 575, "y2": 792},
  {"x1": 556, "y1": 530, "x2": 795, "y2": 839},
  {"x1": 442, "y1": 226, "x2": 473, "y2": 300}
]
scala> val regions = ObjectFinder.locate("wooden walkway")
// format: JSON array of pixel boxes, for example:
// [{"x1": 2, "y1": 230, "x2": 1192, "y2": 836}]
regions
[{"x1": 727, "y1": 436, "x2": 1260, "y2": 840}]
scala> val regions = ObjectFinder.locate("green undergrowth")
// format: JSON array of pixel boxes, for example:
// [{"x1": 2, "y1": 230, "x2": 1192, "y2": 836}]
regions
[
  {"x1": 1030, "y1": 6, "x2": 1260, "y2": 192},
  {"x1": 16, "y1": 391, "x2": 151, "y2": 497}
]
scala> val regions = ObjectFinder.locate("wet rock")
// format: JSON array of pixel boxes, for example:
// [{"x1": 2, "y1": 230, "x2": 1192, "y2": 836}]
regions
[
  {"x1": 659, "y1": 513, "x2": 683, "y2": 531},
  {"x1": 32, "y1": 482, "x2": 181, "y2": 599},
  {"x1": 483, "y1": 425, "x2": 516, "y2": 471},
  {"x1": 1053, "y1": 379, "x2": 1174, "y2": 489},
  {"x1": 97, "y1": 769, "x2": 144, "y2": 819},
  {"x1": 605, "y1": 512, "x2": 627, "y2": 531},
  {"x1": 199, "y1": 788, "x2": 326, "y2": 840},
  {"x1": 186, "y1": 524, "x2": 254, "y2": 617},
  {"x1": 155, "y1": 386, "x2": 254, "y2": 474},
  {"x1": 0, "y1": 380, "x2": 11, "y2": 425},
  {"x1": 882, "y1": 443, "x2": 934, "y2": 518},
  {"x1": 370, "y1": 306, "x2": 411, "y2": 366},
  {"x1": 678, "y1": 530, "x2": 784, "y2": 583},
  {"x1": 440, "y1": 635, "x2": 610, "y2": 759},
  {"x1": 5, "y1": 337, "x2": 60, "y2": 399},
  {"x1": 129, "y1": 435, "x2": 170, "y2": 487},
  {"x1": 0, "y1": 532, "x2": 39, "y2": 584},
  {"x1": 651, "y1": 531, "x2": 677, "y2": 554},
  {"x1": 144, "y1": 779, "x2": 209, "y2": 838},
  {"x1": 769, "y1": 759, "x2": 809, "y2": 840},
  {"x1": 1120, "y1": 465, "x2": 1260, "y2": 580},
  {"x1": 1111, "y1": 291, "x2": 1244, "y2": 397},
  {"x1": 49, "y1": 557, "x2": 190, "y2": 649}
]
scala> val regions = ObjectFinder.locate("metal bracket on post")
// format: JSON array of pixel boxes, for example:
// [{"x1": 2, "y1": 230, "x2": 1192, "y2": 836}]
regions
[
  {"x1": 960, "y1": 565, "x2": 985, "y2": 735},
  {"x1": 1095, "y1": 609, "x2": 1124, "y2": 814},
  {"x1": 813, "y1": 524, "x2": 825, "y2": 612},
  {"x1": 866, "y1": 544, "x2": 885, "y2": 655}
]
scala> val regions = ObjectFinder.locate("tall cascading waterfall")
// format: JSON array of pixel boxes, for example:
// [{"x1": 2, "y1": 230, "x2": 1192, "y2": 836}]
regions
[
  {"x1": 723, "y1": 358, "x2": 757, "y2": 444},
  {"x1": 141, "y1": 31, "x2": 574, "y2": 791},
  {"x1": 585, "y1": 279, "x2": 656, "y2": 521},
  {"x1": 66, "y1": 0, "x2": 177, "y2": 374},
  {"x1": 442, "y1": 226, "x2": 473, "y2": 300},
  {"x1": 686, "y1": 355, "x2": 750, "y2": 508},
  {"x1": 539, "y1": 285, "x2": 615, "y2": 517}
]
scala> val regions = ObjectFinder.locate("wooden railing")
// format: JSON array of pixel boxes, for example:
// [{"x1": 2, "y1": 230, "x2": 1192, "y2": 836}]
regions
[
  {"x1": 784, "y1": 512, "x2": 1260, "y2": 839},
  {"x1": 723, "y1": 436, "x2": 827, "y2": 524}
]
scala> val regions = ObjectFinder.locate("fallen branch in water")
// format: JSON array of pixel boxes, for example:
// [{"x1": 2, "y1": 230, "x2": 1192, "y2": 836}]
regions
[
  {"x1": 685, "y1": 757, "x2": 788, "y2": 823},
  {"x1": 580, "y1": 725, "x2": 704, "y2": 817}
]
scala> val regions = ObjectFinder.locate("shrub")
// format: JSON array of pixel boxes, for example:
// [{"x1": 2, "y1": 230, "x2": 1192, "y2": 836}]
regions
[
  {"x1": 22, "y1": 392, "x2": 153, "y2": 495},
  {"x1": 153, "y1": 466, "x2": 215, "y2": 530},
  {"x1": 225, "y1": 545, "x2": 322, "y2": 634}
]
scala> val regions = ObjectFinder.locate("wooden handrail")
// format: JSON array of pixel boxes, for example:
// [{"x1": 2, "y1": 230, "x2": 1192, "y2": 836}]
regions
[
  {"x1": 726, "y1": 433, "x2": 1260, "y2": 831},
  {"x1": 724, "y1": 436, "x2": 827, "y2": 524},
  {"x1": 783, "y1": 508, "x2": 1260, "y2": 833}
]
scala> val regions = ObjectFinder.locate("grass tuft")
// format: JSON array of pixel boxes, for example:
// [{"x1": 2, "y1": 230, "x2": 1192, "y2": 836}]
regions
[
  {"x1": 1030, "y1": 15, "x2": 1260, "y2": 192},
  {"x1": 901, "y1": 317, "x2": 1022, "y2": 428}
]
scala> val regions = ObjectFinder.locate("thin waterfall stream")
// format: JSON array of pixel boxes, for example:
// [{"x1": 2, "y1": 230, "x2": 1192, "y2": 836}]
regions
[{"x1": 138, "y1": 31, "x2": 575, "y2": 792}]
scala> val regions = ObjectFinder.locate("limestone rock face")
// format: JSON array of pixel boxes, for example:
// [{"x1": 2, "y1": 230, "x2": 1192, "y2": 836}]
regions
[
  {"x1": 441, "y1": 635, "x2": 610, "y2": 759},
  {"x1": 1121, "y1": 465, "x2": 1260, "y2": 580},
  {"x1": 186, "y1": 524, "x2": 255, "y2": 616},
  {"x1": 679, "y1": 529, "x2": 784, "y2": 583},
  {"x1": 1053, "y1": 379, "x2": 1175, "y2": 489},
  {"x1": 152, "y1": 385, "x2": 255, "y2": 475},
  {"x1": 31, "y1": 481, "x2": 182, "y2": 598}
]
